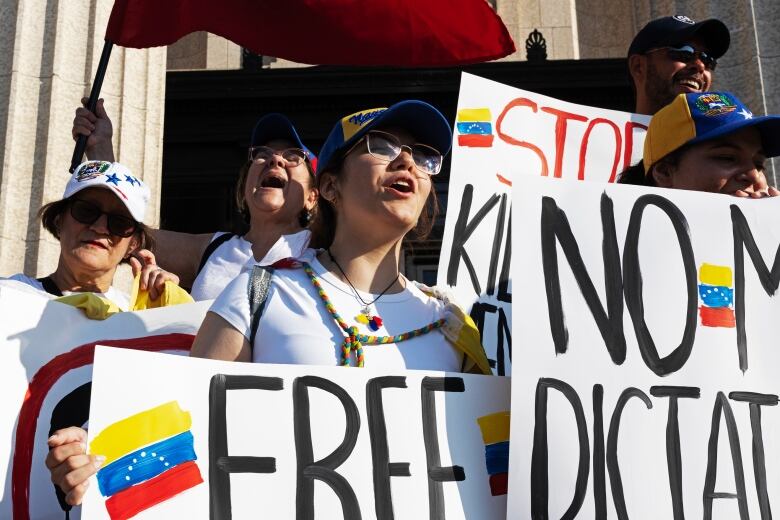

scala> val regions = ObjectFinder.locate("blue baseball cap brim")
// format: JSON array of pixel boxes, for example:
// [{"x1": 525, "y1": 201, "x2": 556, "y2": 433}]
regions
[
  {"x1": 317, "y1": 100, "x2": 452, "y2": 175},
  {"x1": 250, "y1": 113, "x2": 316, "y2": 167},
  {"x1": 689, "y1": 115, "x2": 780, "y2": 158}
]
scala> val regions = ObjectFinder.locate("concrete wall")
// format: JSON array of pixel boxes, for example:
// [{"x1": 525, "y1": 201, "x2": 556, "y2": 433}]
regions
[{"x1": 0, "y1": 0, "x2": 167, "y2": 282}]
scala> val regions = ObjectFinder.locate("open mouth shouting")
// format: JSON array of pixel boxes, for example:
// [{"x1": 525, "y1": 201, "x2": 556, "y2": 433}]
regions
[
  {"x1": 384, "y1": 174, "x2": 417, "y2": 197},
  {"x1": 256, "y1": 172, "x2": 288, "y2": 190}
]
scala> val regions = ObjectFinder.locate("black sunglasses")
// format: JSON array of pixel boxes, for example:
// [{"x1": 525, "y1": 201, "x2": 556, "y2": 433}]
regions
[
  {"x1": 648, "y1": 45, "x2": 717, "y2": 71},
  {"x1": 69, "y1": 199, "x2": 138, "y2": 238}
]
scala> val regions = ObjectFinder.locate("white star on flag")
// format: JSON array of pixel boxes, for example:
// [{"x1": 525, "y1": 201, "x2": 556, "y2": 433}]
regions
[{"x1": 738, "y1": 108, "x2": 753, "y2": 120}]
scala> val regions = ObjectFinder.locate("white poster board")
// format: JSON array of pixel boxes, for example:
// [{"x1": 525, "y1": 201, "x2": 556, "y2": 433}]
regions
[
  {"x1": 0, "y1": 283, "x2": 209, "y2": 520},
  {"x1": 438, "y1": 73, "x2": 651, "y2": 375},
  {"x1": 82, "y1": 347, "x2": 511, "y2": 519},
  {"x1": 509, "y1": 176, "x2": 780, "y2": 519}
]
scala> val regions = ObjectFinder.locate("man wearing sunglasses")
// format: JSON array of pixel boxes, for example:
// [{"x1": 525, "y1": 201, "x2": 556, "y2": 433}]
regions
[{"x1": 628, "y1": 15, "x2": 730, "y2": 115}]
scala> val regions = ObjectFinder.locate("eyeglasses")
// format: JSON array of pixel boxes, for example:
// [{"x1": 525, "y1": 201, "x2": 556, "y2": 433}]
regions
[
  {"x1": 353, "y1": 130, "x2": 443, "y2": 175},
  {"x1": 648, "y1": 45, "x2": 717, "y2": 71},
  {"x1": 69, "y1": 199, "x2": 138, "y2": 238},
  {"x1": 248, "y1": 146, "x2": 308, "y2": 166}
]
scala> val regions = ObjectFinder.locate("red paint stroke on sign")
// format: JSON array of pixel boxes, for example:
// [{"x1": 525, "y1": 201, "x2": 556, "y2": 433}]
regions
[
  {"x1": 489, "y1": 472, "x2": 508, "y2": 496},
  {"x1": 700, "y1": 306, "x2": 736, "y2": 328},
  {"x1": 496, "y1": 173, "x2": 512, "y2": 186},
  {"x1": 458, "y1": 134, "x2": 494, "y2": 147},
  {"x1": 105, "y1": 460, "x2": 203, "y2": 520},
  {"x1": 12, "y1": 333, "x2": 194, "y2": 520}
]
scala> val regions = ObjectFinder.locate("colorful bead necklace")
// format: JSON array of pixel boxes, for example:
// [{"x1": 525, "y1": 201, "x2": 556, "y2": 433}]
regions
[
  {"x1": 303, "y1": 263, "x2": 446, "y2": 367},
  {"x1": 327, "y1": 249, "x2": 398, "y2": 331}
]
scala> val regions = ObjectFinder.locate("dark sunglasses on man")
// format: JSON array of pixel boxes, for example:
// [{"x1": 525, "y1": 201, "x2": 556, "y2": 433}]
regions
[
  {"x1": 69, "y1": 199, "x2": 138, "y2": 237},
  {"x1": 647, "y1": 44, "x2": 717, "y2": 71}
]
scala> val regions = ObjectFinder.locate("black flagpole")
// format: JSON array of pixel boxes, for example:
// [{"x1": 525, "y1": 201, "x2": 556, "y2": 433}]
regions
[{"x1": 69, "y1": 39, "x2": 114, "y2": 172}]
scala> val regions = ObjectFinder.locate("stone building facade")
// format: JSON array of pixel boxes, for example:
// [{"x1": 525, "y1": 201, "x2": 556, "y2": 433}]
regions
[{"x1": 0, "y1": 0, "x2": 778, "y2": 280}]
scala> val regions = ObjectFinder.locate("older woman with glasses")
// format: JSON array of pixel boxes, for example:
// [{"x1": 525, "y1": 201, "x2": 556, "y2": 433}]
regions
[
  {"x1": 2, "y1": 161, "x2": 158, "y2": 308},
  {"x1": 72, "y1": 102, "x2": 318, "y2": 300},
  {"x1": 191, "y1": 101, "x2": 491, "y2": 375}
]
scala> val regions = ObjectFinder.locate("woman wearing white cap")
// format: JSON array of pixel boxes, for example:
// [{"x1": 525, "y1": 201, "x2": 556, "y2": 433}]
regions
[
  {"x1": 192, "y1": 101, "x2": 491, "y2": 375},
  {"x1": 72, "y1": 102, "x2": 318, "y2": 301},
  {"x1": 618, "y1": 91, "x2": 780, "y2": 197},
  {"x1": 2, "y1": 160, "x2": 158, "y2": 308}
]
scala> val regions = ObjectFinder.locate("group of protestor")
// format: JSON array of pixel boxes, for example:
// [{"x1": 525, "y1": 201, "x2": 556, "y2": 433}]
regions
[{"x1": 1, "y1": 13, "x2": 779, "y2": 513}]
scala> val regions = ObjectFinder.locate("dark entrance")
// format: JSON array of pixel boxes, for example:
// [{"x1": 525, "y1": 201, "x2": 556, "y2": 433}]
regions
[{"x1": 162, "y1": 59, "x2": 632, "y2": 281}]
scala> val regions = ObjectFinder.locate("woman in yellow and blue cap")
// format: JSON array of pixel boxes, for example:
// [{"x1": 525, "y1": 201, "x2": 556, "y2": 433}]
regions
[
  {"x1": 618, "y1": 91, "x2": 780, "y2": 197},
  {"x1": 192, "y1": 101, "x2": 491, "y2": 375}
]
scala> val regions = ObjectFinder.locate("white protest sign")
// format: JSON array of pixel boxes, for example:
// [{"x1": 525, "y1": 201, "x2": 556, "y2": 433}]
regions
[
  {"x1": 0, "y1": 283, "x2": 209, "y2": 520},
  {"x1": 509, "y1": 176, "x2": 780, "y2": 519},
  {"x1": 81, "y1": 347, "x2": 511, "y2": 519},
  {"x1": 438, "y1": 73, "x2": 651, "y2": 375}
]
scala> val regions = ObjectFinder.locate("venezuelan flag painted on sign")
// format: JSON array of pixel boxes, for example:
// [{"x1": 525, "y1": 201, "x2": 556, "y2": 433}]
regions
[
  {"x1": 457, "y1": 108, "x2": 494, "y2": 147},
  {"x1": 476, "y1": 411, "x2": 510, "y2": 496},
  {"x1": 698, "y1": 263, "x2": 735, "y2": 328},
  {"x1": 89, "y1": 401, "x2": 203, "y2": 520}
]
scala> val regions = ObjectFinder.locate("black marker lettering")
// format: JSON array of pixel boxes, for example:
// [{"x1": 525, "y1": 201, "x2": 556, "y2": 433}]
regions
[
  {"x1": 703, "y1": 392, "x2": 749, "y2": 520},
  {"x1": 366, "y1": 376, "x2": 411, "y2": 520},
  {"x1": 540, "y1": 194, "x2": 626, "y2": 363},
  {"x1": 592, "y1": 384, "x2": 607, "y2": 520},
  {"x1": 421, "y1": 377, "x2": 466, "y2": 520},
  {"x1": 623, "y1": 194, "x2": 697, "y2": 376},
  {"x1": 498, "y1": 208, "x2": 512, "y2": 303},
  {"x1": 607, "y1": 387, "x2": 652, "y2": 520},
  {"x1": 730, "y1": 205, "x2": 780, "y2": 372},
  {"x1": 293, "y1": 376, "x2": 361, "y2": 520},
  {"x1": 650, "y1": 386, "x2": 700, "y2": 520},
  {"x1": 531, "y1": 378, "x2": 589, "y2": 520},
  {"x1": 446, "y1": 184, "x2": 502, "y2": 294},
  {"x1": 487, "y1": 193, "x2": 508, "y2": 296},
  {"x1": 209, "y1": 374, "x2": 283, "y2": 520},
  {"x1": 730, "y1": 391, "x2": 779, "y2": 520}
]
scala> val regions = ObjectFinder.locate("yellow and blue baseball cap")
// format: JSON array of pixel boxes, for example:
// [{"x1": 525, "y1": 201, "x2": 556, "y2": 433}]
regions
[
  {"x1": 317, "y1": 100, "x2": 452, "y2": 175},
  {"x1": 644, "y1": 92, "x2": 780, "y2": 172},
  {"x1": 250, "y1": 113, "x2": 317, "y2": 171}
]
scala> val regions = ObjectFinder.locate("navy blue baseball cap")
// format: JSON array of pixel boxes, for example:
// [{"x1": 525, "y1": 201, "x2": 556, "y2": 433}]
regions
[
  {"x1": 317, "y1": 100, "x2": 452, "y2": 175},
  {"x1": 250, "y1": 113, "x2": 317, "y2": 170},
  {"x1": 628, "y1": 15, "x2": 730, "y2": 59},
  {"x1": 644, "y1": 92, "x2": 780, "y2": 171}
]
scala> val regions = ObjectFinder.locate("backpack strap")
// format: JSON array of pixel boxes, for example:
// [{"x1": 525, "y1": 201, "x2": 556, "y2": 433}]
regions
[
  {"x1": 195, "y1": 232, "x2": 236, "y2": 278},
  {"x1": 247, "y1": 265, "x2": 274, "y2": 348},
  {"x1": 37, "y1": 276, "x2": 63, "y2": 297}
]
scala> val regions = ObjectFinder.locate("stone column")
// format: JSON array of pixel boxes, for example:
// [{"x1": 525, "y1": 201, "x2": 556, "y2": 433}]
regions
[{"x1": 0, "y1": 0, "x2": 167, "y2": 283}]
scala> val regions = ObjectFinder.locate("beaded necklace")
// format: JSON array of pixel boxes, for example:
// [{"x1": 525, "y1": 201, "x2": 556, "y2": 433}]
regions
[{"x1": 302, "y1": 262, "x2": 446, "y2": 367}]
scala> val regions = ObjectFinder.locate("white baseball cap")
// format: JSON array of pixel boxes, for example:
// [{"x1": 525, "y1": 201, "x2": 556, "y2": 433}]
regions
[{"x1": 64, "y1": 161, "x2": 150, "y2": 223}]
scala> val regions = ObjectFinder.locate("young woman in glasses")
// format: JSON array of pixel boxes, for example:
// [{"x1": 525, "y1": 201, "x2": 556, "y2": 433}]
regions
[
  {"x1": 1, "y1": 161, "x2": 158, "y2": 308},
  {"x1": 192, "y1": 101, "x2": 491, "y2": 375},
  {"x1": 72, "y1": 102, "x2": 318, "y2": 301}
]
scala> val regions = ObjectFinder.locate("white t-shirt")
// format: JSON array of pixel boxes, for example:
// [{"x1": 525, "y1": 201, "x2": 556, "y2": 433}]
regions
[
  {"x1": 190, "y1": 232, "x2": 253, "y2": 301},
  {"x1": 1, "y1": 273, "x2": 130, "y2": 310},
  {"x1": 209, "y1": 252, "x2": 462, "y2": 371},
  {"x1": 190, "y1": 230, "x2": 311, "y2": 301}
]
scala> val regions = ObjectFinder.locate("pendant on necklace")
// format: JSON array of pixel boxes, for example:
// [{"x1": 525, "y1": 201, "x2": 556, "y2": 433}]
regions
[{"x1": 355, "y1": 306, "x2": 383, "y2": 332}]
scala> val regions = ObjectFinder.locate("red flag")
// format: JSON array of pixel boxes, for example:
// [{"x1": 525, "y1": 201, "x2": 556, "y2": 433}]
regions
[{"x1": 106, "y1": 0, "x2": 515, "y2": 67}]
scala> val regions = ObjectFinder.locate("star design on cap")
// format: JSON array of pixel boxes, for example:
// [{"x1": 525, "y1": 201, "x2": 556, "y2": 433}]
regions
[
  {"x1": 738, "y1": 108, "x2": 753, "y2": 120},
  {"x1": 105, "y1": 173, "x2": 121, "y2": 185},
  {"x1": 124, "y1": 174, "x2": 140, "y2": 186}
]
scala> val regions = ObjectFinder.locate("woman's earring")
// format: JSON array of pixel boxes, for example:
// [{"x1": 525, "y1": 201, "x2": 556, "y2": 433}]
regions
[{"x1": 299, "y1": 209, "x2": 312, "y2": 227}]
